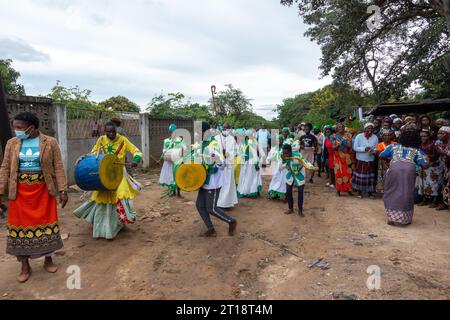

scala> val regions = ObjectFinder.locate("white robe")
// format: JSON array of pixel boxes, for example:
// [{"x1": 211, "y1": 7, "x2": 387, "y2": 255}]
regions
[
  {"x1": 159, "y1": 137, "x2": 186, "y2": 187},
  {"x1": 215, "y1": 134, "x2": 239, "y2": 208},
  {"x1": 237, "y1": 139, "x2": 263, "y2": 197},
  {"x1": 267, "y1": 147, "x2": 287, "y2": 197}
]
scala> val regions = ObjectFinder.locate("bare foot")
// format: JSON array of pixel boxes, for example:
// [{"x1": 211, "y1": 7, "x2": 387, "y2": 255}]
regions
[
  {"x1": 298, "y1": 209, "x2": 305, "y2": 217},
  {"x1": 284, "y1": 209, "x2": 294, "y2": 215},
  {"x1": 17, "y1": 261, "x2": 32, "y2": 283},
  {"x1": 44, "y1": 257, "x2": 58, "y2": 273}
]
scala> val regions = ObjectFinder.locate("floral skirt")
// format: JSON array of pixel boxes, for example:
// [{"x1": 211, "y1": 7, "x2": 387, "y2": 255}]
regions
[{"x1": 7, "y1": 173, "x2": 63, "y2": 259}]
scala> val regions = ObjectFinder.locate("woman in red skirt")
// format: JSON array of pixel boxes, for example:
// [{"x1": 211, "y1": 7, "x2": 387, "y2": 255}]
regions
[
  {"x1": 0, "y1": 112, "x2": 68, "y2": 283},
  {"x1": 331, "y1": 123, "x2": 355, "y2": 196}
]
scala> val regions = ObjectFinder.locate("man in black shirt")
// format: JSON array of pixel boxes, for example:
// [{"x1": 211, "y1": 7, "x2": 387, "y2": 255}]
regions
[{"x1": 300, "y1": 123, "x2": 318, "y2": 183}]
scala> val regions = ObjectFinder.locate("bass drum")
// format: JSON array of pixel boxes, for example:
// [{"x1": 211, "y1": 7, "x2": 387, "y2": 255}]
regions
[
  {"x1": 174, "y1": 163, "x2": 207, "y2": 192},
  {"x1": 163, "y1": 148, "x2": 182, "y2": 163},
  {"x1": 75, "y1": 153, "x2": 123, "y2": 191}
]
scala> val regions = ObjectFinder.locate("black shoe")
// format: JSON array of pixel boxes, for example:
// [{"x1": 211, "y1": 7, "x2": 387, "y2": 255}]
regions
[
  {"x1": 228, "y1": 221, "x2": 237, "y2": 236},
  {"x1": 200, "y1": 229, "x2": 217, "y2": 237}
]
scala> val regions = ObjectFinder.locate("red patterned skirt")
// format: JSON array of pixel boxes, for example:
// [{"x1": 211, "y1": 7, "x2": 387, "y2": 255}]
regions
[
  {"x1": 6, "y1": 173, "x2": 63, "y2": 260},
  {"x1": 333, "y1": 150, "x2": 354, "y2": 192}
]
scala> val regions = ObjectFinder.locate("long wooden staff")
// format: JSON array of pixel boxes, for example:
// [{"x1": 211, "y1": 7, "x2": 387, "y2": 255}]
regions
[{"x1": 211, "y1": 85, "x2": 225, "y2": 158}]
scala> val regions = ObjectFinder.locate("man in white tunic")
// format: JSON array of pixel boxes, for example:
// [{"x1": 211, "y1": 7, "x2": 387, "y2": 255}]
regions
[
  {"x1": 215, "y1": 123, "x2": 239, "y2": 209},
  {"x1": 256, "y1": 124, "x2": 271, "y2": 168}
]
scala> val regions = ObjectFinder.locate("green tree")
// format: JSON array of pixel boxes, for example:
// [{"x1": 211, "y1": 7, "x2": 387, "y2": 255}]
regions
[
  {"x1": 47, "y1": 80, "x2": 99, "y2": 109},
  {"x1": 98, "y1": 96, "x2": 141, "y2": 112},
  {"x1": 146, "y1": 92, "x2": 186, "y2": 117},
  {"x1": 0, "y1": 59, "x2": 25, "y2": 95},
  {"x1": 211, "y1": 84, "x2": 253, "y2": 117},
  {"x1": 276, "y1": 92, "x2": 314, "y2": 127},
  {"x1": 277, "y1": 84, "x2": 374, "y2": 128},
  {"x1": 281, "y1": 0, "x2": 450, "y2": 103},
  {"x1": 222, "y1": 111, "x2": 269, "y2": 129},
  {"x1": 177, "y1": 103, "x2": 213, "y2": 123}
]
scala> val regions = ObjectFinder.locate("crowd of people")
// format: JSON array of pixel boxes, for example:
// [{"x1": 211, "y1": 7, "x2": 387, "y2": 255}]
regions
[
  {"x1": 156, "y1": 114, "x2": 450, "y2": 235},
  {"x1": 273, "y1": 116, "x2": 450, "y2": 225},
  {"x1": 1, "y1": 111, "x2": 449, "y2": 283}
]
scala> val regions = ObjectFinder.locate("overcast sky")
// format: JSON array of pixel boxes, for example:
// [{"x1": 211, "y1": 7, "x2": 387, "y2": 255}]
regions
[{"x1": 0, "y1": 0, "x2": 331, "y2": 119}]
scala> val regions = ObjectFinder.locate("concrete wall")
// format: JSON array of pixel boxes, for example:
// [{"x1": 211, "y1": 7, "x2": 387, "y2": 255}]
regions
[{"x1": 67, "y1": 135, "x2": 142, "y2": 186}]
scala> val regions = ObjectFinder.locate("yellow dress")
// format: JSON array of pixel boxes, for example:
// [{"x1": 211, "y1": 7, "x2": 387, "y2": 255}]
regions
[{"x1": 89, "y1": 134, "x2": 143, "y2": 204}]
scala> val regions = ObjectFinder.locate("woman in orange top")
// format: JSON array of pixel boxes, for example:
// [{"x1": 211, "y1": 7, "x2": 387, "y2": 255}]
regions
[{"x1": 376, "y1": 129, "x2": 396, "y2": 193}]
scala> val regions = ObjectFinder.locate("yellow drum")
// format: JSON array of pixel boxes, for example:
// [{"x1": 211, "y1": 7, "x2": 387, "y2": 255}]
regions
[{"x1": 175, "y1": 163, "x2": 207, "y2": 192}]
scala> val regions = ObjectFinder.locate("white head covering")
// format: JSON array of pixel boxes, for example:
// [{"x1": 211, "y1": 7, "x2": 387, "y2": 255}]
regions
[
  {"x1": 364, "y1": 122, "x2": 375, "y2": 129},
  {"x1": 439, "y1": 126, "x2": 450, "y2": 134},
  {"x1": 393, "y1": 118, "x2": 403, "y2": 124}
]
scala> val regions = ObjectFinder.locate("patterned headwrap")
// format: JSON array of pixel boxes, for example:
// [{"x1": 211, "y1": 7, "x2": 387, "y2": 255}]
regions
[{"x1": 364, "y1": 122, "x2": 375, "y2": 129}]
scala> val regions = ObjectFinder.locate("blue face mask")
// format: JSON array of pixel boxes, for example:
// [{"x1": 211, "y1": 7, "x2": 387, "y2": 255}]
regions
[{"x1": 15, "y1": 130, "x2": 30, "y2": 140}]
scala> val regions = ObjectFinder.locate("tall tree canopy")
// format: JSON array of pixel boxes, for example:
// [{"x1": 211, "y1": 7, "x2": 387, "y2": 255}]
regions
[
  {"x1": 47, "y1": 81, "x2": 99, "y2": 109},
  {"x1": 276, "y1": 84, "x2": 374, "y2": 127},
  {"x1": 0, "y1": 59, "x2": 26, "y2": 95},
  {"x1": 211, "y1": 84, "x2": 253, "y2": 117},
  {"x1": 98, "y1": 96, "x2": 141, "y2": 112},
  {"x1": 281, "y1": 0, "x2": 450, "y2": 102}
]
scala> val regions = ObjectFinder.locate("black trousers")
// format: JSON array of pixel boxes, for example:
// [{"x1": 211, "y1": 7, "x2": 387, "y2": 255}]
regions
[
  {"x1": 196, "y1": 188, "x2": 236, "y2": 230},
  {"x1": 286, "y1": 183, "x2": 305, "y2": 210}
]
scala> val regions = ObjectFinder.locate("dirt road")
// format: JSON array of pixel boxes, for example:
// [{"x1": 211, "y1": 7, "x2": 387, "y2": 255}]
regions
[{"x1": 1, "y1": 169, "x2": 450, "y2": 300}]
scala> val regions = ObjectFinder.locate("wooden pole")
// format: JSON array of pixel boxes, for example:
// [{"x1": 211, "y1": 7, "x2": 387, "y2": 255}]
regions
[
  {"x1": 0, "y1": 77, "x2": 13, "y2": 152},
  {"x1": 210, "y1": 85, "x2": 219, "y2": 128}
]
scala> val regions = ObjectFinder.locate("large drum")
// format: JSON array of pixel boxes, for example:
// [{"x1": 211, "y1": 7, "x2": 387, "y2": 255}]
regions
[
  {"x1": 163, "y1": 149, "x2": 182, "y2": 163},
  {"x1": 174, "y1": 163, "x2": 207, "y2": 192},
  {"x1": 75, "y1": 153, "x2": 123, "y2": 191}
]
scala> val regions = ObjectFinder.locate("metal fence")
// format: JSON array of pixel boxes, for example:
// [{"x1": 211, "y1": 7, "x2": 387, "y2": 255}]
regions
[{"x1": 67, "y1": 106, "x2": 140, "y2": 139}]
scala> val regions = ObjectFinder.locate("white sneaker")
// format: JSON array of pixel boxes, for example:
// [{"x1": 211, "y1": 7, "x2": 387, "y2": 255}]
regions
[
  {"x1": 326, "y1": 182, "x2": 330, "y2": 186},
  {"x1": 329, "y1": 184, "x2": 335, "y2": 188}
]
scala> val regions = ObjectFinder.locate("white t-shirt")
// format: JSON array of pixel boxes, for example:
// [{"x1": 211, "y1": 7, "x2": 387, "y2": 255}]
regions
[{"x1": 256, "y1": 129, "x2": 270, "y2": 148}]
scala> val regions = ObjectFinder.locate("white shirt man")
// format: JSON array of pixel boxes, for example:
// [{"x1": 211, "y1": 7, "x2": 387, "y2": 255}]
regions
[{"x1": 256, "y1": 127, "x2": 271, "y2": 167}]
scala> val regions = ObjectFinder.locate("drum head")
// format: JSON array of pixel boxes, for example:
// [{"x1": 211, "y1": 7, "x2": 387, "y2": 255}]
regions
[
  {"x1": 99, "y1": 154, "x2": 123, "y2": 190},
  {"x1": 175, "y1": 163, "x2": 206, "y2": 192}
]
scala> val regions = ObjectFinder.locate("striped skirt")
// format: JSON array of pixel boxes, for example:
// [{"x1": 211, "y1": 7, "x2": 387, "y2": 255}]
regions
[{"x1": 352, "y1": 160, "x2": 377, "y2": 193}]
